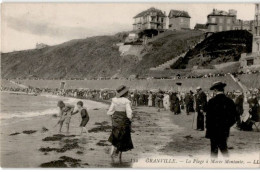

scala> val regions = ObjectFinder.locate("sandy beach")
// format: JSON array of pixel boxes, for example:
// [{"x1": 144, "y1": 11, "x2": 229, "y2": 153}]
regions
[{"x1": 1, "y1": 96, "x2": 259, "y2": 168}]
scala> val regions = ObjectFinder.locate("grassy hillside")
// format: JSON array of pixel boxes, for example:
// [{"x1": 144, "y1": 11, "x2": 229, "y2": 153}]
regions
[
  {"x1": 171, "y1": 30, "x2": 253, "y2": 69},
  {"x1": 1, "y1": 30, "x2": 203, "y2": 79}
]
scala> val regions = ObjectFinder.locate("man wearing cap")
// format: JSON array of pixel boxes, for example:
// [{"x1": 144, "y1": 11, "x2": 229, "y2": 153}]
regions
[
  {"x1": 206, "y1": 81, "x2": 237, "y2": 158},
  {"x1": 195, "y1": 87, "x2": 207, "y2": 131}
]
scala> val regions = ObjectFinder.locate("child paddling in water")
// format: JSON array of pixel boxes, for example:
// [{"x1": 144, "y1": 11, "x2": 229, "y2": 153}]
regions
[
  {"x1": 74, "y1": 101, "x2": 90, "y2": 135},
  {"x1": 56, "y1": 101, "x2": 75, "y2": 133}
]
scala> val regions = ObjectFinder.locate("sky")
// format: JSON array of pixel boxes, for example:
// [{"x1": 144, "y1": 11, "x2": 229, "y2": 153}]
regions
[{"x1": 1, "y1": 3, "x2": 256, "y2": 52}]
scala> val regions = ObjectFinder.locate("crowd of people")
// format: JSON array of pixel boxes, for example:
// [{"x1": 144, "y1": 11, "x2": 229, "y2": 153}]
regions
[
  {"x1": 1, "y1": 80, "x2": 260, "y2": 160},
  {"x1": 1, "y1": 83, "x2": 259, "y2": 132},
  {"x1": 3, "y1": 69, "x2": 259, "y2": 81}
]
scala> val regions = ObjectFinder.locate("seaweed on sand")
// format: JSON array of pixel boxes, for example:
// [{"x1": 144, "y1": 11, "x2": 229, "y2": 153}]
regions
[
  {"x1": 42, "y1": 134, "x2": 75, "y2": 141},
  {"x1": 9, "y1": 132, "x2": 20, "y2": 136},
  {"x1": 39, "y1": 147, "x2": 59, "y2": 152},
  {"x1": 56, "y1": 142, "x2": 80, "y2": 153},
  {"x1": 22, "y1": 130, "x2": 37, "y2": 134},
  {"x1": 60, "y1": 156, "x2": 81, "y2": 168},
  {"x1": 40, "y1": 160, "x2": 67, "y2": 168},
  {"x1": 88, "y1": 123, "x2": 112, "y2": 133},
  {"x1": 63, "y1": 138, "x2": 79, "y2": 143},
  {"x1": 76, "y1": 151, "x2": 83, "y2": 155},
  {"x1": 60, "y1": 156, "x2": 81, "y2": 163},
  {"x1": 96, "y1": 140, "x2": 110, "y2": 146},
  {"x1": 39, "y1": 156, "x2": 82, "y2": 168},
  {"x1": 39, "y1": 141, "x2": 80, "y2": 153}
]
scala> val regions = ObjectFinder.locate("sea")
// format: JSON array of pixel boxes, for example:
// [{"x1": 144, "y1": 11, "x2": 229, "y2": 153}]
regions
[{"x1": 0, "y1": 92, "x2": 108, "y2": 120}]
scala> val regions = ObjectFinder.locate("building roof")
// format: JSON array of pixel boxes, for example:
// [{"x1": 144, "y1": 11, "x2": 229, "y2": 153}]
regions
[
  {"x1": 208, "y1": 9, "x2": 236, "y2": 17},
  {"x1": 194, "y1": 23, "x2": 207, "y2": 29},
  {"x1": 134, "y1": 7, "x2": 166, "y2": 18},
  {"x1": 168, "y1": 10, "x2": 191, "y2": 18}
]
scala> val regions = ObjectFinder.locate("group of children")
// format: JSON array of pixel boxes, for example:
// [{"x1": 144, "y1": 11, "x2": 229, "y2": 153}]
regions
[{"x1": 55, "y1": 100, "x2": 90, "y2": 135}]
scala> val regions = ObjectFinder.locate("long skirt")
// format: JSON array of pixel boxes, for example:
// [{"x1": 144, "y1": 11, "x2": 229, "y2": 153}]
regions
[
  {"x1": 148, "y1": 99, "x2": 153, "y2": 107},
  {"x1": 108, "y1": 111, "x2": 134, "y2": 152}
]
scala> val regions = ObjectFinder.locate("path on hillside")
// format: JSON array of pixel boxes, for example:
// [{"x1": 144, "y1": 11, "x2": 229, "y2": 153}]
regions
[
  {"x1": 150, "y1": 39, "x2": 203, "y2": 71},
  {"x1": 9, "y1": 80, "x2": 28, "y2": 88},
  {"x1": 229, "y1": 74, "x2": 248, "y2": 95}
]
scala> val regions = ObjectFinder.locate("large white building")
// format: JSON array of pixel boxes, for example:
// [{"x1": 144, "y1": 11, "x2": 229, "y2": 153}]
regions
[{"x1": 240, "y1": 4, "x2": 260, "y2": 72}]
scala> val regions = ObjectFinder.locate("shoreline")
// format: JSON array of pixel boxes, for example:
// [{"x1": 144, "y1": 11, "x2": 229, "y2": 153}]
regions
[
  {"x1": 0, "y1": 91, "x2": 109, "y2": 122},
  {"x1": 1, "y1": 92, "x2": 259, "y2": 168}
]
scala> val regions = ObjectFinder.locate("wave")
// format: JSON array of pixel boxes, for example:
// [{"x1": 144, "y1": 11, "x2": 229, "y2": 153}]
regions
[
  {"x1": 0, "y1": 107, "x2": 58, "y2": 120},
  {"x1": 1, "y1": 93, "x2": 108, "y2": 120}
]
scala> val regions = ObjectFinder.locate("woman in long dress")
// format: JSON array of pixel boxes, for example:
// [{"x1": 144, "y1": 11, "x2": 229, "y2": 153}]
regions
[
  {"x1": 107, "y1": 85, "x2": 134, "y2": 160},
  {"x1": 163, "y1": 93, "x2": 170, "y2": 110},
  {"x1": 148, "y1": 92, "x2": 153, "y2": 107}
]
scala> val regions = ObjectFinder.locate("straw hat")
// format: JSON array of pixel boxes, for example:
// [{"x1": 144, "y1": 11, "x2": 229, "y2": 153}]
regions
[
  {"x1": 116, "y1": 85, "x2": 129, "y2": 97},
  {"x1": 234, "y1": 90, "x2": 242, "y2": 95},
  {"x1": 196, "y1": 86, "x2": 201, "y2": 91}
]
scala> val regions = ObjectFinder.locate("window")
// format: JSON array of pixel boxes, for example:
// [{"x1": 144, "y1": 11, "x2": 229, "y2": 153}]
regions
[
  {"x1": 219, "y1": 18, "x2": 224, "y2": 23},
  {"x1": 211, "y1": 17, "x2": 216, "y2": 23},
  {"x1": 219, "y1": 25, "x2": 223, "y2": 32},
  {"x1": 210, "y1": 26, "x2": 215, "y2": 32},
  {"x1": 247, "y1": 59, "x2": 254, "y2": 66},
  {"x1": 180, "y1": 18, "x2": 183, "y2": 22},
  {"x1": 226, "y1": 26, "x2": 231, "y2": 30},
  {"x1": 169, "y1": 24, "x2": 172, "y2": 28},
  {"x1": 227, "y1": 18, "x2": 231, "y2": 24}
]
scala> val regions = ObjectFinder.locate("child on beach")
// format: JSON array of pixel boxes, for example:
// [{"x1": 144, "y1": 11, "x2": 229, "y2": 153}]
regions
[
  {"x1": 75, "y1": 101, "x2": 90, "y2": 135},
  {"x1": 56, "y1": 101, "x2": 75, "y2": 133}
]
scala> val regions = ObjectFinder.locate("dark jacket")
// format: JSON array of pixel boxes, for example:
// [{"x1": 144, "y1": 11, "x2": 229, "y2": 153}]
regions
[
  {"x1": 206, "y1": 93, "x2": 237, "y2": 139},
  {"x1": 195, "y1": 91, "x2": 207, "y2": 112},
  {"x1": 184, "y1": 93, "x2": 193, "y2": 105},
  {"x1": 248, "y1": 97, "x2": 260, "y2": 122},
  {"x1": 234, "y1": 95, "x2": 244, "y2": 116}
]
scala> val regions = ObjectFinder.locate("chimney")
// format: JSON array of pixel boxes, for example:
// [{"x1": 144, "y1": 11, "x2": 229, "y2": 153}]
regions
[{"x1": 229, "y1": 9, "x2": 237, "y2": 16}]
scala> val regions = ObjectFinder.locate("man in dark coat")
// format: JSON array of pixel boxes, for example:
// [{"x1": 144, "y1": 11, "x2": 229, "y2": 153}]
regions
[
  {"x1": 248, "y1": 94, "x2": 260, "y2": 122},
  {"x1": 195, "y1": 87, "x2": 207, "y2": 130},
  {"x1": 184, "y1": 91, "x2": 194, "y2": 115},
  {"x1": 206, "y1": 81, "x2": 237, "y2": 158},
  {"x1": 133, "y1": 91, "x2": 139, "y2": 106},
  {"x1": 170, "y1": 92, "x2": 181, "y2": 115}
]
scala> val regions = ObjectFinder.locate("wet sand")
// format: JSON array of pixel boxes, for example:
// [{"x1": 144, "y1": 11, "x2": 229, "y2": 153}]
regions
[{"x1": 1, "y1": 104, "x2": 259, "y2": 168}]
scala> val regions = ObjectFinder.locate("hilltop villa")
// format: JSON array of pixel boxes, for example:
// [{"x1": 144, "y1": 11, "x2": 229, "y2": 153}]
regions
[
  {"x1": 168, "y1": 10, "x2": 191, "y2": 30},
  {"x1": 133, "y1": 7, "x2": 167, "y2": 31},
  {"x1": 206, "y1": 8, "x2": 254, "y2": 33}
]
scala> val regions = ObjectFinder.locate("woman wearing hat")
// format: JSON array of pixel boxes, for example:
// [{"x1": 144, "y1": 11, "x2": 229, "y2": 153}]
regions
[{"x1": 107, "y1": 85, "x2": 134, "y2": 160}]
